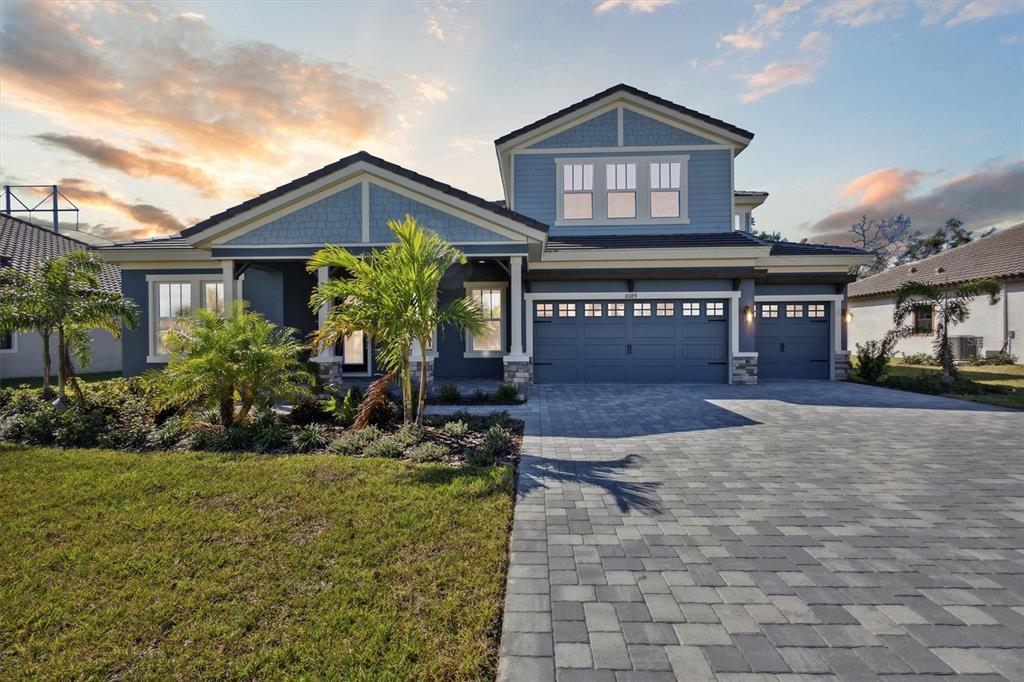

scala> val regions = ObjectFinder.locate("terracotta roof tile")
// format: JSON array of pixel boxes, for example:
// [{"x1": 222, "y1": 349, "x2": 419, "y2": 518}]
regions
[{"x1": 0, "y1": 213, "x2": 120, "y2": 292}]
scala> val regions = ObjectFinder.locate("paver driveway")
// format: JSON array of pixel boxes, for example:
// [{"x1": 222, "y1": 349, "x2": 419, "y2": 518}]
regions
[{"x1": 496, "y1": 382, "x2": 1024, "y2": 681}]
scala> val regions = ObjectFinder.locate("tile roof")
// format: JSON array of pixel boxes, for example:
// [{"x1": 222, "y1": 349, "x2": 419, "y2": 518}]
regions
[
  {"x1": 180, "y1": 151, "x2": 548, "y2": 239},
  {"x1": 0, "y1": 213, "x2": 120, "y2": 292},
  {"x1": 849, "y1": 223, "x2": 1024, "y2": 298},
  {"x1": 494, "y1": 83, "x2": 755, "y2": 147},
  {"x1": 96, "y1": 234, "x2": 192, "y2": 250}
]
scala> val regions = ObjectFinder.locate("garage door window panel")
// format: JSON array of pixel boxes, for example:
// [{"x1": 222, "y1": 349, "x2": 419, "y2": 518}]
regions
[
  {"x1": 558, "y1": 303, "x2": 577, "y2": 317},
  {"x1": 607, "y1": 303, "x2": 625, "y2": 317},
  {"x1": 760, "y1": 304, "x2": 779, "y2": 318},
  {"x1": 584, "y1": 303, "x2": 603, "y2": 317}
]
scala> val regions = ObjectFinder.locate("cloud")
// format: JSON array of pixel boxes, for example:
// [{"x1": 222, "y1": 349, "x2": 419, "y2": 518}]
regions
[
  {"x1": 818, "y1": 0, "x2": 904, "y2": 26},
  {"x1": 687, "y1": 57, "x2": 699, "y2": 68},
  {"x1": 916, "y1": 0, "x2": 960, "y2": 25},
  {"x1": 1, "y1": 2, "x2": 396, "y2": 166},
  {"x1": 408, "y1": 76, "x2": 451, "y2": 103},
  {"x1": 810, "y1": 159, "x2": 1024, "y2": 239},
  {"x1": 946, "y1": 0, "x2": 1024, "y2": 26},
  {"x1": 737, "y1": 30, "x2": 829, "y2": 102},
  {"x1": 54, "y1": 178, "x2": 185, "y2": 237},
  {"x1": 447, "y1": 137, "x2": 490, "y2": 153},
  {"x1": 594, "y1": 0, "x2": 676, "y2": 15},
  {"x1": 1002, "y1": 33, "x2": 1023, "y2": 44},
  {"x1": 424, "y1": 4, "x2": 468, "y2": 42},
  {"x1": 719, "y1": 0, "x2": 807, "y2": 50},
  {"x1": 33, "y1": 133, "x2": 221, "y2": 197}
]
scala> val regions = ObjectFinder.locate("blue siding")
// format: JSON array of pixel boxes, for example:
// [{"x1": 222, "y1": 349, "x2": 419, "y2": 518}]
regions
[
  {"x1": 526, "y1": 110, "x2": 618, "y2": 149},
  {"x1": 623, "y1": 109, "x2": 717, "y2": 146},
  {"x1": 243, "y1": 267, "x2": 284, "y2": 326},
  {"x1": 368, "y1": 184, "x2": 512, "y2": 243},
  {"x1": 514, "y1": 149, "x2": 732, "y2": 234},
  {"x1": 225, "y1": 184, "x2": 362, "y2": 245}
]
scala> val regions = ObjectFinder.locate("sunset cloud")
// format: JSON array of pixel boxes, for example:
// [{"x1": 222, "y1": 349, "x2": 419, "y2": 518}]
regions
[
  {"x1": 811, "y1": 159, "x2": 1024, "y2": 240},
  {"x1": 33, "y1": 134, "x2": 221, "y2": 197},
  {"x1": 719, "y1": 0, "x2": 807, "y2": 50},
  {"x1": 594, "y1": 0, "x2": 676, "y2": 15},
  {"x1": 737, "y1": 30, "x2": 829, "y2": 102},
  {"x1": 818, "y1": 0, "x2": 903, "y2": 27},
  {"x1": 56, "y1": 179, "x2": 185, "y2": 237}
]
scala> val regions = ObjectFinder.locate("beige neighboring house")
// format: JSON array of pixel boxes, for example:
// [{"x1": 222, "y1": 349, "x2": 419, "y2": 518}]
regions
[
  {"x1": 849, "y1": 223, "x2": 1024, "y2": 361},
  {"x1": 0, "y1": 213, "x2": 122, "y2": 381}
]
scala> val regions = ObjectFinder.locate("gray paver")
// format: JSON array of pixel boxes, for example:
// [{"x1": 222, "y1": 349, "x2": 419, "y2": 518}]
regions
[{"x1": 487, "y1": 383, "x2": 1024, "y2": 679}]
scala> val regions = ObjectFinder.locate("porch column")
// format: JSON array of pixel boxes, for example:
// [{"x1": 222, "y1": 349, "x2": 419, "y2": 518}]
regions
[
  {"x1": 509, "y1": 256, "x2": 524, "y2": 356},
  {"x1": 222, "y1": 260, "x2": 235, "y2": 308},
  {"x1": 317, "y1": 266, "x2": 331, "y2": 361}
]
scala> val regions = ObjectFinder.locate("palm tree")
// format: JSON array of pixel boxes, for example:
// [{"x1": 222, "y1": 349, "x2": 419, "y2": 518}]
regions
[
  {"x1": 157, "y1": 301, "x2": 312, "y2": 427},
  {"x1": 308, "y1": 215, "x2": 486, "y2": 426},
  {"x1": 891, "y1": 277, "x2": 1001, "y2": 380},
  {"x1": 0, "y1": 250, "x2": 138, "y2": 404}
]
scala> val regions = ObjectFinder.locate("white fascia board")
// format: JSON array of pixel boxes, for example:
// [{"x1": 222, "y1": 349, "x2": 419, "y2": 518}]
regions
[
  {"x1": 528, "y1": 257, "x2": 759, "y2": 270},
  {"x1": 539, "y1": 246, "x2": 769, "y2": 262},
  {"x1": 757, "y1": 254, "x2": 873, "y2": 268},
  {"x1": 754, "y1": 294, "x2": 844, "y2": 302},
  {"x1": 734, "y1": 194, "x2": 768, "y2": 209}
]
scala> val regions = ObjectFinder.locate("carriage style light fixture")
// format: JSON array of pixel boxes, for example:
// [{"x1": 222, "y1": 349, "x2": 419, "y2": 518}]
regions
[
  {"x1": 844, "y1": 308, "x2": 854, "y2": 324},
  {"x1": 744, "y1": 305, "x2": 754, "y2": 323}
]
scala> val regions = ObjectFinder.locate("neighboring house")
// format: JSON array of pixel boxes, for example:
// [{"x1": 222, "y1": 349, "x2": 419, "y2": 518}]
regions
[
  {"x1": 849, "y1": 223, "x2": 1024, "y2": 361},
  {"x1": 0, "y1": 213, "x2": 123, "y2": 380},
  {"x1": 96, "y1": 84, "x2": 870, "y2": 386}
]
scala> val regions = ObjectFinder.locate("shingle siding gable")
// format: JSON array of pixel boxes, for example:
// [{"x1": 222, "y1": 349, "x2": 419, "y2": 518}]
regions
[
  {"x1": 368, "y1": 185, "x2": 512, "y2": 242},
  {"x1": 526, "y1": 110, "x2": 618, "y2": 149},
  {"x1": 622, "y1": 109, "x2": 717, "y2": 146},
  {"x1": 224, "y1": 184, "x2": 362, "y2": 245}
]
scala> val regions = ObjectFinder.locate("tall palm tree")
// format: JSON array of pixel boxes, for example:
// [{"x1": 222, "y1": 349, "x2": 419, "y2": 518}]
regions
[
  {"x1": 308, "y1": 215, "x2": 486, "y2": 426},
  {"x1": 0, "y1": 250, "x2": 138, "y2": 404},
  {"x1": 891, "y1": 277, "x2": 1001, "y2": 380}
]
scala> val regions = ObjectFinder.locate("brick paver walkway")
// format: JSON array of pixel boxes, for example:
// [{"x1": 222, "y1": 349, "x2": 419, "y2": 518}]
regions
[{"x1": 495, "y1": 382, "x2": 1024, "y2": 681}]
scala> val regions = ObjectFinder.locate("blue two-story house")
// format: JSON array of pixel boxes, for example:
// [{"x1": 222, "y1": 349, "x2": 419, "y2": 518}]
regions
[{"x1": 98, "y1": 84, "x2": 869, "y2": 387}]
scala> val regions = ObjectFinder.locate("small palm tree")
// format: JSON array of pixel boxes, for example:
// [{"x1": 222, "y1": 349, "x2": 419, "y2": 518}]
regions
[
  {"x1": 0, "y1": 250, "x2": 138, "y2": 405},
  {"x1": 157, "y1": 301, "x2": 312, "y2": 427},
  {"x1": 891, "y1": 278, "x2": 1001, "y2": 380},
  {"x1": 308, "y1": 215, "x2": 486, "y2": 426}
]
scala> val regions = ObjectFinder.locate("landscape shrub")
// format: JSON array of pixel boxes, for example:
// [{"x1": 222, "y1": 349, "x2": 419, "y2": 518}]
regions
[
  {"x1": 881, "y1": 373, "x2": 1010, "y2": 396},
  {"x1": 362, "y1": 435, "x2": 404, "y2": 459},
  {"x1": 249, "y1": 409, "x2": 288, "y2": 452},
  {"x1": 288, "y1": 398, "x2": 332, "y2": 426},
  {"x1": 292, "y1": 424, "x2": 332, "y2": 453},
  {"x1": 967, "y1": 352, "x2": 1018, "y2": 366},
  {"x1": 855, "y1": 337, "x2": 895, "y2": 383},
  {"x1": 150, "y1": 417, "x2": 186, "y2": 450},
  {"x1": 327, "y1": 425, "x2": 382, "y2": 456},
  {"x1": 901, "y1": 352, "x2": 939, "y2": 366},
  {"x1": 470, "y1": 389, "x2": 488, "y2": 404},
  {"x1": 393, "y1": 425, "x2": 423, "y2": 447},
  {"x1": 441, "y1": 420, "x2": 469, "y2": 438},
  {"x1": 468, "y1": 424, "x2": 513, "y2": 467},
  {"x1": 486, "y1": 410, "x2": 511, "y2": 429},
  {"x1": 438, "y1": 384, "x2": 461, "y2": 403},
  {"x1": 409, "y1": 442, "x2": 449, "y2": 462},
  {"x1": 323, "y1": 387, "x2": 362, "y2": 426},
  {"x1": 54, "y1": 402, "x2": 110, "y2": 448},
  {"x1": 495, "y1": 383, "x2": 519, "y2": 402}
]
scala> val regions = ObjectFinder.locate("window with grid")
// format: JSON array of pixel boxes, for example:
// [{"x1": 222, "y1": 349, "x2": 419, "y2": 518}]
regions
[
  {"x1": 202, "y1": 281, "x2": 225, "y2": 314},
  {"x1": 558, "y1": 303, "x2": 577, "y2": 317},
  {"x1": 155, "y1": 282, "x2": 192, "y2": 355},
  {"x1": 467, "y1": 287, "x2": 503, "y2": 352},
  {"x1": 607, "y1": 303, "x2": 625, "y2": 317},
  {"x1": 562, "y1": 163, "x2": 594, "y2": 220},
  {"x1": 760, "y1": 304, "x2": 778, "y2": 318},
  {"x1": 706, "y1": 302, "x2": 724, "y2": 317},
  {"x1": 633, "y1": 302, "x2": 652, "y2": 317},
  {"x1": 650, "y1": 161, "x2": 682, "y2": 218},
  {"x1": 656, "y1": 302, "x2": 674, "y2": 316},
  {"x1": 785, "y1": 304, "x2": 803, "y2": 318},
  {"x1": 681, "y1": 302, "x2": 700, "y2": 316},
  {"x1": 584, "y1": 303, "x2": 603, "y2": 317},
  {"x1": 536, "y1": 303, "x2": 553, "y2": 318},
  {"x1": 605, "y1": 162, "x2": 637, "y2": 219},
  {"x1": 913, "y1": 306, "x2": 934, "y2": 334},
  {"x1": 807, "y1": 304, "x2": 826, "y2": 318}
]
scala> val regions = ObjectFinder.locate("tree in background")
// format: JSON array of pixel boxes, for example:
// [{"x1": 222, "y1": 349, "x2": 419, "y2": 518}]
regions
[
  {"x1": 890, "y1": 278, "x2": 1001, "y2": 380},
  {"x1": 157, "y1": 301, "x2": 312, "y2": 427},
  {"x1": 849, "y1": 214, "x2": 916, "y2": 277},
  {"x1": 0, "y1": 251, "x2": 138, "y2": 406},
  {"x1": 898, "y1": 218, "x2": 973, "y2": 264}
]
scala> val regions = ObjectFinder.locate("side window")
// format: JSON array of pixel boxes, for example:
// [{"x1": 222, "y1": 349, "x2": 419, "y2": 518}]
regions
[
  {"x1": 607, "y1": 303, "x2": 625, "y2": 317},
  {"x1": 536, "y1": 303, "x2": 553, "y2": 318},
  {"x1": 633, "y1": 302, "x2": 652, "y2": 317},
  {"x1": 760, "y1": 304, "x2": 778, "y2": 318},
  {"x1": 913, "y1": 306, "x2": 934, "y2": 334},
  {"x1": 562, "y1": 163, "x2": 594, "y2": 220},
  {"x1": 155, "y1": 281, "x2": 192, "y2": 355},
  {"x1": 466, "y1": 287, "x2": 504, "y2": 353}
]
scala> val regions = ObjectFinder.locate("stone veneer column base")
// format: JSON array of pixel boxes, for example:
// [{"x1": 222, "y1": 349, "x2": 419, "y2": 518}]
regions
[
  {"x1": 503, "y1": 356, "x2": 532, "y2": 393},
  {"x1": 834, "y1": 350, "x2": 852, "y2": 381},
  {"x1": 410, "y1": 357, "x2": 435, "y2": 395},
  {"x1": 317, "y1": 361, "x2": 344, "y2": 387},
  {"x1": 731, "y1": 354, "x2": 758, "y2": 385}
]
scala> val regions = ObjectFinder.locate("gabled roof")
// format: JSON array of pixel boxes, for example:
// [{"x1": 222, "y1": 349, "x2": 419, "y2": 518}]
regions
[
  {"x1": 0, "y1": 213, "x2": 120, "y2": 292},
  {"x1": 494, "y1": 83, "x2": 755, "y2": 147},
  {"x1": 181, "y1": 151, "x2": 548, "y2": 239},
  {"x1": 849, "y1": 223, "x2": 1024, "y2": 298}
]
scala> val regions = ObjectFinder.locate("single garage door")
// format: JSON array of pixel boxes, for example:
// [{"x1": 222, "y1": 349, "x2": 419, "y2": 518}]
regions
[
  {"x1": 756, "y1": 302, "x2": 831, "y2": 380},
  {"x1": 532, "y1": 299, "x2": 729, "y2": 384}
]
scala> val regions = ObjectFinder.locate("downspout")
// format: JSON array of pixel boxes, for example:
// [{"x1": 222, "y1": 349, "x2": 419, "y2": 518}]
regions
[{"x1": 1002, "y1": 281, "x2": 1009, "y2": 354}]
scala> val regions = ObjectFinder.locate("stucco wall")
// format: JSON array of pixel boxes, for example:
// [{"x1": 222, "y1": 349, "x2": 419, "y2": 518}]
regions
[{"x1": 0, "y1": 329, "x2": 121, "y2": 380}]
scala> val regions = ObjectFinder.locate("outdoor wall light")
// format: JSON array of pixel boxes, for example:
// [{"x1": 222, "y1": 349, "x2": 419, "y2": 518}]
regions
[
  {"x1": 744, "y1": 305, "x2": 754, "y2": 323},
  {"x1": 844, "y1": 308, "x2": 854, "y2": 324}
]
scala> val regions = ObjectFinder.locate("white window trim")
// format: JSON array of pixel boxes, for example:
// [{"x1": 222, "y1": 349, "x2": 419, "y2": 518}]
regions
[
  {"x1": 145, "y1": 273, "x2": 243, "y2": 363},
  {"x1": 554, "y1": 155, "x2": 689, "y2": 227},
  {"x1": 464, "y1": 281, "x2": 507, "y2": 358},
  {"x1": 0, "y1": 330, "x2": 17, "y2": 354}
]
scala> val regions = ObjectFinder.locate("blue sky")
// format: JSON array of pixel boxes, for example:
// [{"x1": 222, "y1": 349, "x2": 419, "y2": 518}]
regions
[{"x1": 1, "y1": 0, "x2": 1021, "y2": 243}]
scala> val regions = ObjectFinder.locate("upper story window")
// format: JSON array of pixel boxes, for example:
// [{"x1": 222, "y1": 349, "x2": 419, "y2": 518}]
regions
[
  {"x1": 556, "y1": 155, "x2": 688, "y2": 226},
  {"x1": 605, "y1": 163, "x2": 637, "y2": 219},
  {"x1": 562, "y1": 163, "x2": 594, "y2": 220}
]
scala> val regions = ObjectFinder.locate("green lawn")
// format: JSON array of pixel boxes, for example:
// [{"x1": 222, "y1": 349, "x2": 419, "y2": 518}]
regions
[
  {"x1": 0, "y1": 445, "x2": 514, "y2": 679},
  {"x1": 887, "y1": 361, "x2": 1024, "y2": 410},
  {"x1": 0, "y1": 371, "x2": 122, "y2": 389}
]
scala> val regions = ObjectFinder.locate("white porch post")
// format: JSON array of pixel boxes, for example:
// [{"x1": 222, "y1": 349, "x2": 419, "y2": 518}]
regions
[
  {"x1": 222, "y1": 260, "x2": 235, "y2": 308},
  {"x1": 509, "y1": 255, "x2": 524, "y2": 357},
  {"x1": 317, "y1": 266, "x2": 331, "y2": 360}
]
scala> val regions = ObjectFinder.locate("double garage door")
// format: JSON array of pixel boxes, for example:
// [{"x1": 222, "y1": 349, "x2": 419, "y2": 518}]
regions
[
  {"x1": 533, "y1": 299, "x2": 729, "y2": 384},
  {"x1": 755, "y1": 302, "x2": 831, "y2": 380}
]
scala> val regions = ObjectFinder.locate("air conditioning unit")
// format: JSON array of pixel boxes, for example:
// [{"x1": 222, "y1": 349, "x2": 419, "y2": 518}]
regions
[{"x1": 949, "y1": 336, "x2": 983, "y2": 361}]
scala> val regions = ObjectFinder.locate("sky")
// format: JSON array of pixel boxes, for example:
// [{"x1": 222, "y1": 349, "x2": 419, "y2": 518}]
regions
[{"x1": 1, "y1": 0, "x2": 1022, "y2": 245}]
